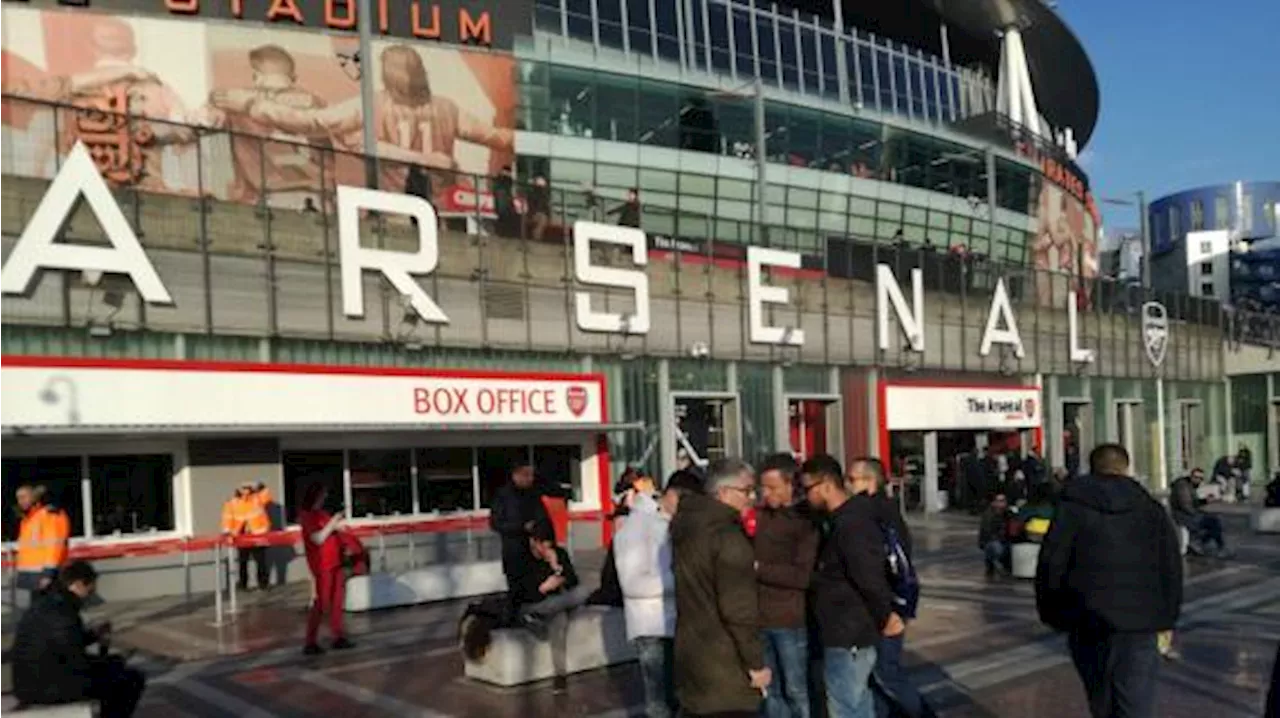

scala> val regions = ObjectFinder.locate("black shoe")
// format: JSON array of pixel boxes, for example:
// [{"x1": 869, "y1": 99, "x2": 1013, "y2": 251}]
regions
[
  {"x1": 303, "y1": 644, "x2": 325, "y2": 656},
  {"x1": 552, "y1": 675, "x2": 568, "y2": 694},
  {"x1": 332, "y1": 637, "x2": 355, "y2": 650}
]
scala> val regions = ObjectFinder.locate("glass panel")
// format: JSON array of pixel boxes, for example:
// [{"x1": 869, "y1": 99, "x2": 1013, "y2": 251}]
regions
[
  {"x1": 549, "y1": 65, "x2": 595, "y2": 138},
  {"x1": 638, "y1": 78, "x2": 682, "y2": 147},
  {"x1": 596, "y1": 73, "x2": 639, "y2": 142},
  {"x1": 284, "y1": 451, "x2": 344, "y2": 524},
  {"x1": 778, "y1": 18, "x2": 800, "y2": 91},
  {"x1": 566, "y1": 0, "x2": 593, "y2": 40},
  {"x1": 533, "y1": 445, "x2": 583, "y2": 501},
  {"x1": 875, "y1": 46, "x2": 894, "y2": 112},
  {"x1": 858, "y1": 43, "x2": 877, "y2": 110},
  {"x1": 732, "y1": 6, "x2": 754, "y2": 76},
  {"x1": 598, "y1": 0, "x2": 625, "y2": 48},
  {"x1": 756, "y1": 14, "x2": 779, "y2": 85},
  {"x1": 654, "y1": 0, "x2": 681, "y2": 61},
  {"x1": 819, "y1": 33, "x2": 840, "y2": 99},
  {"x1": 3, "y1": 457, "x2": 85, "y2": 539},
  {"x1": 416, "y1": 447, "x2": 475, "y2": 513},
  {"x1": 800, "y1": 25, "x2": 819, "y2": 93},
  {"x1": 709, "y1": 1, "x2": 733, "y2": 73},
  {"x1": 349, "y1": 449, "x2": 413, "y2": 519},
  {"x1": 89, "y1": 454, "x2": 174, "y2": 536},
  {"x1": 690, "y1": 0, "x2": 708, "y2": 71},
  {"x1": 629, "y1": 0, "x2": 653, "y2": 56},
  {"x1": 477, "y1": 446, "x2": 531, "y2": 509}
]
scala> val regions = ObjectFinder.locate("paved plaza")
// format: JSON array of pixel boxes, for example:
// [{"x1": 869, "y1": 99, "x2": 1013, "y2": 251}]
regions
[{"x1": 5, "y1": 507, "x2": 1276, "y2": 718}]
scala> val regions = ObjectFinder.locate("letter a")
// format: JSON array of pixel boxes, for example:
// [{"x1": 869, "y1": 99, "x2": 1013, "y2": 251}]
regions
[
  {"x1": 978, "y1": 278, "x2": 1025, "y2": 358},
  {"x1": 1, "y1": 142, "x2": 172, "y2": 303}
]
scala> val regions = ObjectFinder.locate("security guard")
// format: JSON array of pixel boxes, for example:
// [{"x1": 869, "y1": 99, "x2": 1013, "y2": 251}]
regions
[
  {"x1": 221, "y1": 482, "x2": 271, "y2": 591},
  {"x1": 15, "y1": 484, "x2": 71, "y2": 608}
]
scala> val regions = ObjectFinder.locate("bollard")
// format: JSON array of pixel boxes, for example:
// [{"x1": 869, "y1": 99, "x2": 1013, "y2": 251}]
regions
[
  {"x1": 407, "y1": 532, "x2": 417, "y2": 570},
  {"x1": 182, "y1": 537, "x2": 192, "y2": 604},
  {"x1": 377, "y1": 531, "x2": 387, "y2": 573},
  {"x1": 212, "y1": 541, "x2": 225, "y2": 627}
]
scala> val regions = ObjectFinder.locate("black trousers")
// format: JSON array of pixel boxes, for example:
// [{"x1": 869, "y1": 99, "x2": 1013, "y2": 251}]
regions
[
  {"x1": 1068, "y1": 630, "x2": 1160, "y2": 718},
  {"x1": 237, "y1": 546, "x2": 269, "y2": 589}
]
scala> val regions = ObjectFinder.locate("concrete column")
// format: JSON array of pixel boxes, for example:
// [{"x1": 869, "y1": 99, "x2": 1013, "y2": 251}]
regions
[
  {"x1": 773, "y1": 364, "x2": 789, "y2": 453},
  {"x1": 1268, "y1": 373, "x2": 1278, "y2": 472},
  {"x1": 924, "y1": 430, "x2": 940, "y2": 514},
  {"x1": 866, "y1": 368, "x2": 880, "y2": 459},
  {"x1": 1047, "y1": 374, "x2": 1062, "y2": 469},
  {"x1": 829, "y1": 366, "x2": 844, "y2": 463}
]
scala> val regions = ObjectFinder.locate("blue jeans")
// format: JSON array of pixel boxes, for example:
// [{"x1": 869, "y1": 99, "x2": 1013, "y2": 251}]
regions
[
  {"x1": 762, "y1": 627, "x2": 811, "y2": 718},
  {"x1": 634, "y1": 636, "x2": 677, "y2": 718},
  {"x1": 824, "y1": 645, "x2": 878, "y2": 718},
  {"x1": 874, "y1": 633, "x2": 926, "y2": 718},
  {"x1": 1068, "y1": 630, "x2": 1160, "y2": 718},
  {"x1": 983, "y1": 540, "x2": 1010, "y2": 572}
]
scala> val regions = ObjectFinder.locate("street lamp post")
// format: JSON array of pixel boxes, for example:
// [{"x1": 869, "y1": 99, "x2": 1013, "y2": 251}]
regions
[{"x1": 357, "y1": 0, "x2": 378, "y2": 188}]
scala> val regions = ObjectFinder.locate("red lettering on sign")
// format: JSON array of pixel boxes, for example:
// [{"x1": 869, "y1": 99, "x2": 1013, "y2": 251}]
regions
[
  {"x1": 266, "y1": 0, "x2": 305, "y2": 23},
  {"x1": 412, "y1": 4, "x2": 442, "y2": 38},
  {"x1": 324, "y1": 0, "x2": 356, "y2": 29},
  {"x1": 414, "y1": 387, "x2": 430, "y2": 414},
  {"x1": 459, "y1": 9, "x2": 491, "y2": 44},
  {"x1": 165, "y1": 0, "x2": 199, "y2": 13}
]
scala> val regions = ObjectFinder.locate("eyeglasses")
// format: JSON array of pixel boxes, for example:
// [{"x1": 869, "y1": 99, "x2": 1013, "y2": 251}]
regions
[{"x1": 724, "y1": 485, "x2": 757, "y2": 497}]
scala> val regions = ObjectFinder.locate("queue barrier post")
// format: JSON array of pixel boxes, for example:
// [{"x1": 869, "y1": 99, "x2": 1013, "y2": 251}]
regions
[
  {"x1": 407, "y1": 532, "x2": 417, "y2": 570},
  {"x1": 376, "y1": 531, "x2": 387, "y2": 573},
  {"x1": 212, "y1": 540, "x2": 225, "y2": 627},
  {"x1": 227, "y1": 538, "x2": 239, "y2": 616}
]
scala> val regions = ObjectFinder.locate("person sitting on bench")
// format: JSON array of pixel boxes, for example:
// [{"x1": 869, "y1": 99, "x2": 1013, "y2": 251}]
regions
[
  {"x1": 510, "y1": 521, "x2": 592, "y2": 694},
  {"x1": 979, "y1": 493, "x2": 1013, "y2": 577},
  {"x1": 1170, "y1": 468, "x2": 1232, "y2": 558},
  {"x1": 11, "y1": 560, "x2": 146, "y2": 717}
]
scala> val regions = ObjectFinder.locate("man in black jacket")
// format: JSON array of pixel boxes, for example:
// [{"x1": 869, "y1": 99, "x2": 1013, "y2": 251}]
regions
[
  {"x1": 802, "y1": 454, "x2": 901, "y2": 718},
  {"x1": 1035, "y1": 444, "x2": 1182, "y2": 718},
  {"x1": 490, "y1": 463, "x2": 552, "y2": 597},
  {"x1": 11, "y1": 560, "x2": 146, "y2": 717}
]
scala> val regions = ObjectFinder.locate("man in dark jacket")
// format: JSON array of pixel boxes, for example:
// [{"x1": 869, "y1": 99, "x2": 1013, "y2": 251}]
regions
[
  {"x1": 1035, "y1": 444, "x2": 1182, "y2": 718},
  {"x1": 755, "y1": 453, "x2": 820, "y2": 718},
  {"x1": 12, "y1": 560, "x2": 146, "y2": 717},
  {"x1": 672, "y1": 457, "x2": 771, "y2": 717},
  {"x1": 490, "y1": 463, "x2": 552, "y2": 595},
  {"x1": 849, "y1": 458, "x2": 935, "y2": 718},
  {"x1": 802, "y1": 454, "x2": 901, "y2": 718},
  {"x1": 978, "y1": 493, "x2": 1012, "y2": 577},
  {"x1": 511, "y1": 522, "x2": 590, "y2": 694},
  {"x1": 1170, "y1": 468, "x2": 1231, "y2": 557}
]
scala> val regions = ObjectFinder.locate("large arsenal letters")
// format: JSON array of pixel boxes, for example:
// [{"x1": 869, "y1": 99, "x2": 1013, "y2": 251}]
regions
[{"x1": 2, "y1": 141, "x2": 1105, "y2": 361}]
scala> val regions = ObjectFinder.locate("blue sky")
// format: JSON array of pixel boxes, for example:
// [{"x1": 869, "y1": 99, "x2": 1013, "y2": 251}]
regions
[{"x1": 1057, "y1": 0, "x2": 1280, "y2": 228}]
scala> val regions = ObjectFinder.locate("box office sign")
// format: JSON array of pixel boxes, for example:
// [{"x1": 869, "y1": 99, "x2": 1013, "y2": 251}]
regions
[
  {"x1": 0, "y1": 360, "x2": 606, "y2": 429},
  {"x1": 883, "y1": 385, "x2": 1042, "y2": 431},
  {"x1": 3, "y1": 141, "x2": 1115, "y2": 361}
]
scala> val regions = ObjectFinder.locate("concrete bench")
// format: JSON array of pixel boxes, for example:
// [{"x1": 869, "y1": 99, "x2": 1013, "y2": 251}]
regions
[
  {"x1": 1011, "y1": 542, "x2": 1040, "y2": 579},
  {"x1": 344, "y1": 561, "x2": 506, "y2": 612},
  {"x1": 464, "y1": 606, "x2": 635, "y2": 686},
  {"x1": 1252, "y1": 508, "x2": 1280, "y2": 534},
  {"x1": 7, "y1": 702, "x2": 97, "y2": 716}
]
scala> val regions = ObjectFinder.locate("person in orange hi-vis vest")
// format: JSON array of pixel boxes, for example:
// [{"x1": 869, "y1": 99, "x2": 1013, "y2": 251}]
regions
[
  {"x1": 14, "y1": 484, "x2": 70, "y2": 608},
  {"x1": 221, "y1": 482, "x2": 271, "y2": 591}
]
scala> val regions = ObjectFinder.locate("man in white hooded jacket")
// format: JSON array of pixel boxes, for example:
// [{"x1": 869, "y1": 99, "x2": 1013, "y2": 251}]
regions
[{"x1": 614, "y1": 470, "x2": 704, "y2": 718}]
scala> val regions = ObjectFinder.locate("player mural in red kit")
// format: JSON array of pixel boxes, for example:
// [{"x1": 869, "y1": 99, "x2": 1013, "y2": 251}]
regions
[{"x1": 297, "y1": 483, "x2": 357, "y2": 655}]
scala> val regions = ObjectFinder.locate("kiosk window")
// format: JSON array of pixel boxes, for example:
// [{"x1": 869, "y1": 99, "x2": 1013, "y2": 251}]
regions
[
  {"x1": 416, "y1": 447, "x2": 475, "y2": 513},
  {"x1": 349, "y1": 449, "x2": 413, "y2": 519}
]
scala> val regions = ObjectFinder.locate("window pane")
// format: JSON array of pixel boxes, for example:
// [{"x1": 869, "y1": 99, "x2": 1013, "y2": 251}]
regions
[
  {"x1": 598, "y1": 0, "x2": 624, "y2": 48},
  {"x1": 284, "y1": 451, "x2": 343, "y2": 524},
  {"x1": 348, "y1": 449, "x2": 412, "y2": 519},
  {"x1": 820, "y1": 33, "x2": 839, "y2": 99},
  {"x1": 89, "y1": 454, "x2": 173, "y2": 536},
  {"x1": 3, "y1": 457, "x2": 84, "y2": 539},
  {"x1": 800, "y1": 25, "x2": 819, "y2": 93},
  {"x1": 690, "y1": 0, "x2": 708, "y2": 70},
  {"x1": 533, "y1": 445, "x2": 583, "y2": 501},
  {"x1": 629, "y1": 0, "x2": 652, "y2": 55},
  {"x1": 596, "y1": 73, "x2": 638, "y2": 142},
  {"x1": 478, "y1": 446, "x2": 530, "y2": 509},
  {"x1": 654, "y1": 0, "x2": 680, "y2": 61},
  {"x1": 875, "y1": 47, "x2": 893, "y2": 111},
  {"x1": 732, "y1": 7, "x2": 753, "y2": 76},
  {"x1": 756, "y1": 15, "x2": 779, "y2": 85},
  {"x1": 709, "y1": 2, "x2": 732, "y2": 74},
  {"x1": 417, "y1": 447, "x2": 475, "y2": 513},
  {"x1": 778, "y1": 19, "x2": 799, "y2": 91},
  {"x1": 566, "y1": 0, "x2": 593, "y2": 40}
]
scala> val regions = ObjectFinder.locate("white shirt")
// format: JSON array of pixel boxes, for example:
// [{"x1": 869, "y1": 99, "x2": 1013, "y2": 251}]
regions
[{"x1": 612, "y1": 493, "x2": 676, "y2": 639}]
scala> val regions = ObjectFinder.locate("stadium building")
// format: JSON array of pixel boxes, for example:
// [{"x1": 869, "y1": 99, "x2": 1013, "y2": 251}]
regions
[{"x1": 0, "y1": 0, "x2": 1236, "y2": 599}]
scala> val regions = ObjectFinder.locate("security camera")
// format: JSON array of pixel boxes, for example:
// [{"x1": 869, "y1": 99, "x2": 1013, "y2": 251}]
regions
[{"x1": 689, "y1": 341, "x2": 711, "y2": 359}]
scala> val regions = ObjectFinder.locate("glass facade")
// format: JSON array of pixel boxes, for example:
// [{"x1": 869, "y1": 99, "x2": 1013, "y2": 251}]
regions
[
  {"x1": 531, "y1": 0, "x2": 995, "y2": 126},
  {"x1": 519, "y1": 60, "x2": 1038, "y2": 261}
]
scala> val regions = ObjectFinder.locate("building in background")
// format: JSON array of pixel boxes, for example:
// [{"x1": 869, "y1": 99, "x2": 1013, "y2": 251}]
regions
[
  {"x1": 1148, "y1": 181, "x2": 1280, "y2": 308},
  {"x1": 0, "y1": 0, "x2": 1236, "y2": 602}
]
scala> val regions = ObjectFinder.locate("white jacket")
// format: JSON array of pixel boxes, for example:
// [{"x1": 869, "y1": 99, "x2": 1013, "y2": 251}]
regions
[{"x1": 612, "y1": 493, "x2": 676, "y2": 639}]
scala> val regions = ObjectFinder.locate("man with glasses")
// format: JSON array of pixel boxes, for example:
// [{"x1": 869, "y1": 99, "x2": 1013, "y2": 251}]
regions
[
  {"x1": 671, "y1": 458, "x2": 771, "y2": 717},
  {"x1": 801, "y1": 455, "x2": 901, "y2": 718}
]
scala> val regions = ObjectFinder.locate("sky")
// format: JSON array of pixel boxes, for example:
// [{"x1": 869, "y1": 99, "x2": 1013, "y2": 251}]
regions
[{"x1": 1056, "y1": 0, "x2": 1280, "y2": 229}]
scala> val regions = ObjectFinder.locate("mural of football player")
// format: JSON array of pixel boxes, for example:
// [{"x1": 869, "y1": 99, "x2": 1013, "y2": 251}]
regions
[
  {"x1": 207, "y1": 44, "x2": 332, "y2": 207},
  {"x1": 223, "y1": 43, "x2": 514, "y2": 203}
]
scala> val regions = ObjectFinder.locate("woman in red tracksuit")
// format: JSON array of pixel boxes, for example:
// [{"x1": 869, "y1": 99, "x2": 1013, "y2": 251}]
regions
[{"x1": 298, "y1": 483, "x2": 354, "y2": 655}]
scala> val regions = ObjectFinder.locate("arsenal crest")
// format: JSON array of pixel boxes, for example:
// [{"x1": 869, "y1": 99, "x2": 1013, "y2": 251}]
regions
[
  {"x1": 1141, "y1": 301, "x2": 1168, "y2": 367},
  {"x1": 565, "y1": 386, "x2": 589, "y2": 417}
]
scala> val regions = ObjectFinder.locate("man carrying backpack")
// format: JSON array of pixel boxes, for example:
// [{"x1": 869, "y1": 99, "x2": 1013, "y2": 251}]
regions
[{"x1": 848, "y1": 458, "x2": 936, "y2": 718}]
